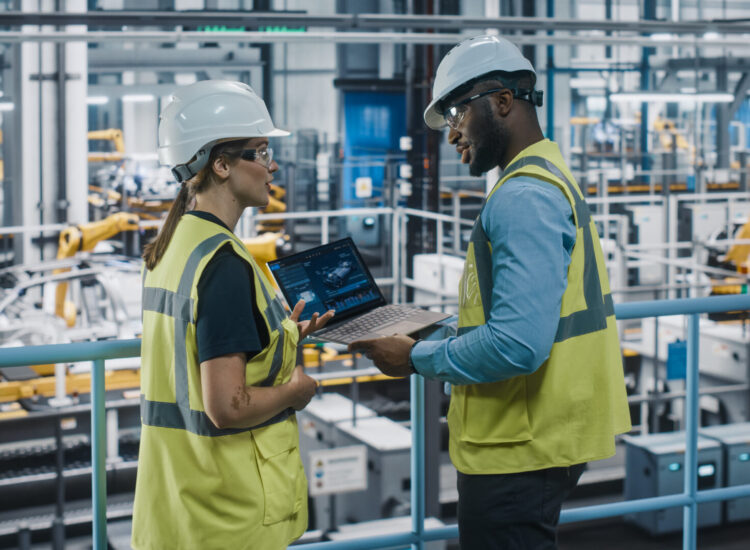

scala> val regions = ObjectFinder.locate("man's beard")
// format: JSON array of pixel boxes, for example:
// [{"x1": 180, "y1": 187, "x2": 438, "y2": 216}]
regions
[{"x1": 468, "y1": 101, "x2": 507, "y2": 177}]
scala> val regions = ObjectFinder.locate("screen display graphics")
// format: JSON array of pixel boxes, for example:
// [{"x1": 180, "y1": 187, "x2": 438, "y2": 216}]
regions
[{"x1": 269, "y1": 239, "x2": 383, "y2": 321}]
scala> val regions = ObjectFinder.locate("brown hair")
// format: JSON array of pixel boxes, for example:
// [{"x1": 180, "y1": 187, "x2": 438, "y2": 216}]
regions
[{"x1": 142, "y1": 139, "x2": 247, "y2": 270}]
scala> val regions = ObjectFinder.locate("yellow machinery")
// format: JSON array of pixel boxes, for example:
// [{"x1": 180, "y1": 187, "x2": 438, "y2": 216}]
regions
[
  {"x1": 54, "y1": 212, "x2": 139, "y2": 327},
  {"x1": 88, "y1": 128, "x2": 125, "y2": 163},
  {"x1": 257, "y1": 183, "x2": 286, "y2": 233},
  {"x1": 242, "y1": 231, "x2": 287, "y2": 283},
  {"x1": 710, "y1": 219, "x2": 750, "y2": 297},
  {"x1": 654, "y1": 116, "x2": 693, "y2": 152}
]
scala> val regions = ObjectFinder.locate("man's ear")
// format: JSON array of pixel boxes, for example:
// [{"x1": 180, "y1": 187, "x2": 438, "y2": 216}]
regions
[
  {"x1": 491, "y1": 89, "x2": 514, "y2": 117},
  {"x1": 212, "y1": 155, "x2": 231, "y2": 180}
]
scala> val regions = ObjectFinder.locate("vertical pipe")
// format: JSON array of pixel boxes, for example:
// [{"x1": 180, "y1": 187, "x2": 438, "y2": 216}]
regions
[
  {"x1": 91, "y1": 358, "x2": 107, "y2": 549},
  {"x1": 52, "y1": 419, "x2": 65, "y2": 550},
  {"x1": 392, "y1": 208, "x2": 401, "y2": 303},
  {"x1": 410, "y1": 374, "x2": 425, "y2": 550},
  {"x1": 682, "y1": 313, "x2": 699, "y2": 550},
  {"x1": 545, "y1": 0, "x2": 554, "y2": 140}
]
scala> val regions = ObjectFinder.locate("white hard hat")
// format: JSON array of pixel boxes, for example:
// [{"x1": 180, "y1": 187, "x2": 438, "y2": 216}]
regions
[
  {"x1": 158, "y1": 80, "x2": 289, "y2": 182},
  {"x1": 423, "y1": 35, "x2": 536, "y2": 129}
]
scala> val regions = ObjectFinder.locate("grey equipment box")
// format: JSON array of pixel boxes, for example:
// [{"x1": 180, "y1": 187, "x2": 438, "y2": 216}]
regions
[
  {"x1": 334, "y1": 416, "x2": 412, "y2": 525},
  {"x1": 297, "y1": 393, "x2": 378, "y2": 530},
  {"x1": 623, "y1": 431, "x2": 723, "y2": 534},
  {"x1": 700, "y1": 422, "x2": 750, "y2": 523}
]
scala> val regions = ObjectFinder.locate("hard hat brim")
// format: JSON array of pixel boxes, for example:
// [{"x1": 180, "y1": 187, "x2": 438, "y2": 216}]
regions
[
  {"x1": 266, "y1": 127, "x2": 291, "y2": 137},
  {"x1": 423, "y1": 97, "x2": 447, "y2": 130}
]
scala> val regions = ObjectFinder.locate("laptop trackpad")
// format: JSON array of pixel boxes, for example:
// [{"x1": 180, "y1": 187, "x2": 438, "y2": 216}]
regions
[{"x1": 374, "y1": 320, "x2": 426, "y2": 336}]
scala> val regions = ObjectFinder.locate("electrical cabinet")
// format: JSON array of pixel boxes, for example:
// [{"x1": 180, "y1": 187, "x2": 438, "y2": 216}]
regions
[
  {"x1": 701, "y1": 422, "x2": 750, "y2": 523},
  {"x1": 624, "y1": 431, "x2": 723, "y2": 534}
]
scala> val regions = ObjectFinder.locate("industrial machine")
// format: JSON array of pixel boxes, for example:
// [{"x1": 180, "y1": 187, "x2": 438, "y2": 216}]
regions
[
  {"x1": 624, "y1": 431, "x2": 723, "y2": 534},
  {"x1": 701, "y1": 422, "x2": 750, "y2": 523}
]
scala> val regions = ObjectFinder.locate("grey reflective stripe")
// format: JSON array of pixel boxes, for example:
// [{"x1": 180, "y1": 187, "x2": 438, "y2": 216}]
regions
[
  {"x1": 468, "y1": 156, "x2": 612, "y2": 343},
  {"x1": 469, "y1": 216, "x2": 494, "y2": 321},
  {"x1": 243, "y1": 259, "x2": 287, "y2": 387},
  {"x1": 142, "y1": 287, "x2": 194, "y2": 322},
  {"x1": 142, "y1": 233, "x2": 291, "y2": 436},
  {"x1": 141, "y1": 394, "x2": 294, "y2": 436},
  {"x1": 173, "y1": 234, "x2": 229, "y2": 411},
  {"x1": 260, "y1": 327, "x2": 286, "y2": 387},
  {"x1": 501, "y1": 156, "x2": 591, "y2": 228}
]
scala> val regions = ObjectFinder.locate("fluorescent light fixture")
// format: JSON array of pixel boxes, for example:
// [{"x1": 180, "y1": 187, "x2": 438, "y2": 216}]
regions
[
  {"x1": 703, "y1": 31, "x2": 721, "y2": 41},
  {"x1": 122, "y1": 94, "x2": 155, "y2": 103},
  {"x1": 651, "y1": 33, "x2": 674, "y2": 42},
  {"x1": 610, "y1": 92, "x2": 733, "y2": 104},
  {"x1": 0, "y1": 102, "x2": 14, "y2": 112},
  {"x1": 586, "y1": 96, "x2": 607, "y2": 112},
  {"x1": 571, "y1": 77, "x2": 607, "y2": 89},
  {"x1": 86, "y1": 96, "x2": 109, "y2": 105}
]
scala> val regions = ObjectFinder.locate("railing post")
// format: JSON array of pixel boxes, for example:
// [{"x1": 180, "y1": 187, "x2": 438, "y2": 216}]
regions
[
  {"x1": 410, "y1": 374, "x2": 425, "y2": 550},
  {"x1": 91, "y1": 358, "x2": 107, "y2": 549},
  {"x1": 683, "y1": 313, "x2": 699, "y2": 550}
]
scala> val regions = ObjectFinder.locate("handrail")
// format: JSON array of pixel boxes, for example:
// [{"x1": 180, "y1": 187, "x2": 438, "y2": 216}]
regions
[{"x1": 2, "y1": 294, "x2": 750, "y2": 549}]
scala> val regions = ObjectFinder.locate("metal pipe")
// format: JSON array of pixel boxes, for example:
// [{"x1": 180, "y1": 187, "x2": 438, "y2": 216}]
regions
[
  {"x1": 91, "y1": 358, "x2": 107, "y2": 549},
  {"x1": 4, "y1": 12, "x2": 750, "y2": 35},
  {"x1": 2, "y1": 30, "x2": 750, "y2": 49},
  {"x1": 682, "y1": 314, "x2": 699, "y2": 550},
  {"x1": 410, "y1": 373, "x2": 425, "y2": 550}
]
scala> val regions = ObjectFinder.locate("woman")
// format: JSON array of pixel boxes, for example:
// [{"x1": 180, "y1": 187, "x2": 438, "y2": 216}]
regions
[{"x1": 132, "y1": 80, "x2": 333, "y2": 550}]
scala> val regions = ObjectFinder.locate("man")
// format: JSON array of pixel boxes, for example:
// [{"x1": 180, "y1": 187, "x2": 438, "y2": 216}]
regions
[{"x1": 349, "y1": 35, "x2": 631, "y2": 549}]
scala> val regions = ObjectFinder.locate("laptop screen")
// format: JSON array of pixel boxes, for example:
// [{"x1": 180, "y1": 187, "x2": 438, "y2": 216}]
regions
[{"x1": 268, "y1": 238, "x2": 386, "y2": 322}]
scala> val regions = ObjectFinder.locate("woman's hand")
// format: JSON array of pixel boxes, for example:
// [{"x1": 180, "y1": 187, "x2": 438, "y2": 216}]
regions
[
  {"x1": 287, "y1": 365, "x2": 318, "y2": 410},
  {"x1": 289, "y1": 299, "x2": 334, "y2": 340}
]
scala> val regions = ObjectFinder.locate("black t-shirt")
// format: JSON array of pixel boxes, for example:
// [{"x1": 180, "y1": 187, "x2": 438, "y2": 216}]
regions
[{"x1": 188, "y1": 211, "x2": 270, "y2": 363}]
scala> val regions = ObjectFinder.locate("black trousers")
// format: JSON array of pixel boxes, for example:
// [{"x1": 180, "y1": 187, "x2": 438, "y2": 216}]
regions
[{"x1": 457, "y1": 463, "x2": 586, "y2": 550}]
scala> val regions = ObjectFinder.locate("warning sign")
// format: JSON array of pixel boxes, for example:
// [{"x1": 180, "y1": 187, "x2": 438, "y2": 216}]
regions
[{"x1": 308, "y1": 445, "x2": 368, "y2": 496}]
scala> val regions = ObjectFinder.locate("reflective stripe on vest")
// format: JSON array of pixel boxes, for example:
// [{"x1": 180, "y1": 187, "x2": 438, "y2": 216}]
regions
[
  {"x1": 458, "y1": 156, "x2": 614, "y2": 342},
  {"x1": 141, "y1": 233, "x2": 292, "y2": 436}
]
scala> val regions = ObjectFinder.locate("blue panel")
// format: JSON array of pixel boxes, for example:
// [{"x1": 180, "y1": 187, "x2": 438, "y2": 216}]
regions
[
  {"x1": 342, "y1": 91, "x2": 406, "y2": 206},
  {"x1": 667, "y1": 340, "x2": 687, "y2": 380}
]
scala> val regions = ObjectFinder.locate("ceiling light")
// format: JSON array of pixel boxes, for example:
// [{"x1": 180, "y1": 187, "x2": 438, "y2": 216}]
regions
[
  {"x1": 651, "y1": 33, "x2": 674, "y2": 42},
  {"x1": 0, "y1": 102, "x2": 14, "y2": 112},
  {"x1": 703, "y1": 31, "x2": 721, "y2": 41},
  {"x1": 571, "y1": 77, "x2": 607, "y2": 89},
  {"x1": 610, "y1": 92, "x2": 733, "y2": 104},
  {"x1": 86, "y1": 96, "x2": 109, "y2": 105},
  {"x1": 122, "y1": 94, "x2": 155, "y2": 103}
]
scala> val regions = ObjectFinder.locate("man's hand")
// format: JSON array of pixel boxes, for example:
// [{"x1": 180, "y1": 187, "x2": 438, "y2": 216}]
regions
[
  {"x1": 287, "y1": 365, "x2": 318, "y2": 410},
  {"x1": 290, "y1": 299, "x2": 334, "y2": 340},
  {"x1": 348, "y1": 335, "x2": 416, "y2": 378}
]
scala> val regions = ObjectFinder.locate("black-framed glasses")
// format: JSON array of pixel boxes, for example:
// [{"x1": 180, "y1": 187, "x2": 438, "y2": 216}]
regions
[
  {"x1": 239, "y1": 147, "x2": 274, "y2": 169},
  {"x1": 444, "y1": 88, "x2": 504, "y2": 129},
  {"x1": 443, "y1": 88, "x2": 543, "y2": 129}
]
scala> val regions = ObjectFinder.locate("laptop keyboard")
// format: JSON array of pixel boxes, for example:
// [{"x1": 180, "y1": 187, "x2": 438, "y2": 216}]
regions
[{"x1": 321, "y1": 304, "x2": 418, "y2": 342}]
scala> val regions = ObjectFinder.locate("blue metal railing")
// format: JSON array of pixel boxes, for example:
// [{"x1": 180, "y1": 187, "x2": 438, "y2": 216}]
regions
[{"x1": 2, "y1": 294, "x2": 750, "y2": 550}]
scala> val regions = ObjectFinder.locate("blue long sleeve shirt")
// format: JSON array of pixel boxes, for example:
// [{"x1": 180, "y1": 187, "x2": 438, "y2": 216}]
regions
[{"x1": 411, "y1": 176, "x2": 577, "y2": 385}]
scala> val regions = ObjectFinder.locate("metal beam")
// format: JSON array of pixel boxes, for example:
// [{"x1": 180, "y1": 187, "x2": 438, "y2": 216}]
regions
[
  {"x1": 664, "y1": 56, "x2": 750, "y2": 71},
  {"x1": 87, "y1": 47, "x2": 262, "y2": 72},
  {"x1": 4, "y1": 30, "x2": 750, "y2": 49},
  {"x1": 4, "y1": 11, "x2": 750, "y2": 35},
  {"x1": 729, "y1": 71, "x2": 750, "y2": 115}
]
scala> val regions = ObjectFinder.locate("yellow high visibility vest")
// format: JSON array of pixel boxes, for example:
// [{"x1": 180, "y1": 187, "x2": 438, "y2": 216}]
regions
[
  {"x1": 132, "y1": 214, "x2": 306, "y2": 550},
  {"x1": 450, "y1": 139, "x2": 631, "y2": 474}
]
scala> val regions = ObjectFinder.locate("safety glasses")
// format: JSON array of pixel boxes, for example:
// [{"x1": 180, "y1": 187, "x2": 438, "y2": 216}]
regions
[
  {"x1": 239, "y1": 147, "x2": 274, "y2": 169},
  {"x1": 443, "y1": 88, "x2": 542, "y2": 129}
]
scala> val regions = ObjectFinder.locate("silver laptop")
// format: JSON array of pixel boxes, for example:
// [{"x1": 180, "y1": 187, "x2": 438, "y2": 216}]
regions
[{"x1": 267, "y1": 238, "x2": 450, "y2": 345}]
